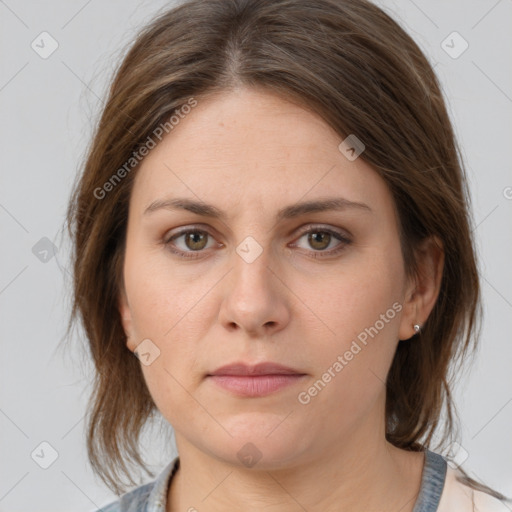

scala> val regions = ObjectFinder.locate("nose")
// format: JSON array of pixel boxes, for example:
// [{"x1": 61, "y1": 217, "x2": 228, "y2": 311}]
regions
[{"x1": 218, "y1": 242, "x2": 291, "y2": 338}]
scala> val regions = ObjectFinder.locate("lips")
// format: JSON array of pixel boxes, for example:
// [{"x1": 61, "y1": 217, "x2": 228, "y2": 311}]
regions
[
  {"x1": 207, "y1": 362, "x2": 307, "y2": 397},
  {"x1": 208, "y1": 362, "x2": 304, "y2": 376}
]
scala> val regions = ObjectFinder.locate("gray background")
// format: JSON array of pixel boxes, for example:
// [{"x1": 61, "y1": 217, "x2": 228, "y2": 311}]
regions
[{"x1": 0, "y1": 0, "x2": 511, "y2": 510}]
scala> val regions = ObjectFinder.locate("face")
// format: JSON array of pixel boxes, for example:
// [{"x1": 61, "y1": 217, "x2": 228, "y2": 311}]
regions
[{"x1": 119, "y1": 87, "x2": 420, "y2": 469}]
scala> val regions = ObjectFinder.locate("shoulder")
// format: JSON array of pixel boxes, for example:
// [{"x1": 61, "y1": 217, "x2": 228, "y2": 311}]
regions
[
  {"x1": 93, "y1": 481, "x2": 154, "y2": 512},
  {"x1": 437, "y1": 465, "x2": 510, "y2": 512}
]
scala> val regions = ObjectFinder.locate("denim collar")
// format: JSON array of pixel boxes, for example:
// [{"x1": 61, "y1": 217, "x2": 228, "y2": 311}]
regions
[
  {"x1": 144, "y1": 456, "x2": 180, "y2": 511},
  {"x1": 412, "y1": 449, "x2": 447, "y2": 512}
]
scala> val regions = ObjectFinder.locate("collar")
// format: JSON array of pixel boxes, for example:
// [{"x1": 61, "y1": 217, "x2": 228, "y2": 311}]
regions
[
  {"x1": 145, "y1": 455, "x2": 180, "y2": 511},
  {"x1": 412, "y1": 449, "x2": 447, "y2": 512}
]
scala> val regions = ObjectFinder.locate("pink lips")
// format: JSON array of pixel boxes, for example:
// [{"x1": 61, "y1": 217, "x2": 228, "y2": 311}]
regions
[{"x1": 207, "y1": 362, "x2": 307, "y2": 397}]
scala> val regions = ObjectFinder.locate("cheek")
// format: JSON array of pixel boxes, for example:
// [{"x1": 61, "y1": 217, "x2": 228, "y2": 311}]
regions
[
  {"x1": 123, "y1": 248, "x2": 220, "y2": 402},
  {"x1": 295, "y1": 252, "x2": 404, "y2": 345},
  {"x1": 292, "y1": 253, "x2": 404, "y2": 410},
  {"x1": 127, "y1": 272, "x2": 211, "y2": 428},
  {"x1": 124, "y1": 244, "x2": 214, "y2": 340}
]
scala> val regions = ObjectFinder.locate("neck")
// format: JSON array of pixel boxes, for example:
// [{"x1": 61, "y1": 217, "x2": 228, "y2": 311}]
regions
[{"x1": 167, "y1": 417, "x2": 424, "y2": 512}]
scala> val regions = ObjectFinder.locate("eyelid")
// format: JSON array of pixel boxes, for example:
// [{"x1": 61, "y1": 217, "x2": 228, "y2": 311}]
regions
[
  {"x1": 293, "y1": 223, "x2": 352, "y2": 240},
  {"x1": 164, "y1": 222, "x2": 351, "y2": 241},
  {"x1": 164, "y1": 225, "x2": 223, "y2": 249}
]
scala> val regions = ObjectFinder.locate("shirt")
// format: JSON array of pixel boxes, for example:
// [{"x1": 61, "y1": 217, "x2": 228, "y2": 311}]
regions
[{"x1": 95, "y1": 449, "x2": 508, "y2": 511}]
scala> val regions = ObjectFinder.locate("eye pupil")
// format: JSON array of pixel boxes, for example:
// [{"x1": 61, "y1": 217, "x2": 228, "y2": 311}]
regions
[{"x1": 308, "y1": 231, "x2": 330, "y2": 250}]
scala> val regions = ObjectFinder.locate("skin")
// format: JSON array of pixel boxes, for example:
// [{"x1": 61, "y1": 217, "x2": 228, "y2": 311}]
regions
[{"x1": 118, "y1": 86, "x2": 444, "y2": 512}]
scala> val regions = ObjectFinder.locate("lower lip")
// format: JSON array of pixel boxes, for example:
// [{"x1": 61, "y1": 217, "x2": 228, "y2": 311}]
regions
[{"x1": 208, "y1": 374, "x2": 306, "y2": 397}]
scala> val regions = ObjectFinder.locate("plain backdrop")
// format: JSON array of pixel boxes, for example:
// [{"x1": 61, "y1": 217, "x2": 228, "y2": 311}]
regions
[{"x1": 0, "y1": 0, "x2": 511, "y2": 510}]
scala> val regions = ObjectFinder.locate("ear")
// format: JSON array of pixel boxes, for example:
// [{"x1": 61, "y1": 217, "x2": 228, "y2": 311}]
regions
[
  {"x1": 118, "y1": 287, "x2": 137, "y2": 352},
  {"x1": 398, "y1": 236, "x2": 444, "y2": 341}
]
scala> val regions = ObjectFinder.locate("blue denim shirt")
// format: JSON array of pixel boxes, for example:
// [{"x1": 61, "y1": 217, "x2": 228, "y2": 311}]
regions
[{"x1": 94, "y1": 449, "x2": 502, "y2": 512}]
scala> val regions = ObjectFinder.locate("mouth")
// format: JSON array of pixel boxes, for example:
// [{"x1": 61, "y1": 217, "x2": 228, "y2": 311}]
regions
[{"x1": 206, "y1": 361, "x2": 307, "y2": 397}]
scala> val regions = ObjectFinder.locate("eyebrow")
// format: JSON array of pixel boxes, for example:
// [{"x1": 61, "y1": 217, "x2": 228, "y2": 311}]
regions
[{"x1": 144, "y1": 196, "x2": 372, "y2": 221}]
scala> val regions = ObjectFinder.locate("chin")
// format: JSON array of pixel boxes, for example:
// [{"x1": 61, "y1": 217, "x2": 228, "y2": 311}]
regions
[{"x1": 198, "y1": 414, "x2": 314, "y2": 470}]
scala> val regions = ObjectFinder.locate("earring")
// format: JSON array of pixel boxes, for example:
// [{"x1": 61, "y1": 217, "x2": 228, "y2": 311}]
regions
[{"x1": 413, "y1": 324, "x2": 421, "y2": 335}]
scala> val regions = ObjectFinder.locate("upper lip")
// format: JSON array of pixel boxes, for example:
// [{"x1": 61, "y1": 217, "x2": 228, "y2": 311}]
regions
[{"x1": 208, "y1": 362, "x2": 305, "y2": 376}]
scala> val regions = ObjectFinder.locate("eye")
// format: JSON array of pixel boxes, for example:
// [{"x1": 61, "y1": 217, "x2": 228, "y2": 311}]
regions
[
  {"x1": 291, "y1": 225, "x2": 352, "y2": 258},
  {"x1": 164, "y1": 228, "x2": 219, "y2": 259},
  {"x1": 164, "y1": 224, "x2": 352, "y2": 260}
]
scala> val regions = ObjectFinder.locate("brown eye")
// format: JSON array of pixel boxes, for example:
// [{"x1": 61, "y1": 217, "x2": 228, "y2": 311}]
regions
[
  {"x1": 165, "y1": 228, "x2": 216, "y2": 259},
  {"x1": 183, "y1": 231, "x2": 208, "y2": 251},
  {"x1": 307, "y1": 231, "x2": 332, "y2": 251},
  {"x1": 291, "y1": 225, "x2": 352, "y2": 259}
]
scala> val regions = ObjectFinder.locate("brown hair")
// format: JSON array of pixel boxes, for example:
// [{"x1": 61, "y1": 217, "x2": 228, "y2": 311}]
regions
[{"x1": 66, "y1": 0, "x2": 506, "y2": 499}]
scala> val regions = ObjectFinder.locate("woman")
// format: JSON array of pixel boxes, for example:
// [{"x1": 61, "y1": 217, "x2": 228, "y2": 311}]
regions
[{"x1": 66, "y1": 0, "x2": 510, "y2": 510}]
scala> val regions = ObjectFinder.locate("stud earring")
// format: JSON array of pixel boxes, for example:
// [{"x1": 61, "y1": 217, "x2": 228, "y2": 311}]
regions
[{"x1": 413, "y1": 324, "x2": 421, "y2": 335}]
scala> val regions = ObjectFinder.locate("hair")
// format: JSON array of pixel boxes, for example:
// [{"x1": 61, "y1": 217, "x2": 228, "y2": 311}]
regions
[{"x1": 66, "y1": 0, "x2": 508, "y2": 500}]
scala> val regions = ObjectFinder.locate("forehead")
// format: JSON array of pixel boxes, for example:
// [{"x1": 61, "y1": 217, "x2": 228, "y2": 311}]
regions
[{"x1": 130, "y1": 87, "x2": 393, "y2": 219}]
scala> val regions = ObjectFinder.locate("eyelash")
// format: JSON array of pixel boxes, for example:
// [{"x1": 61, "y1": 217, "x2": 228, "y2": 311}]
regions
[{"x1": 163, "y1": 224, "x2": 352, "y2": 260}]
